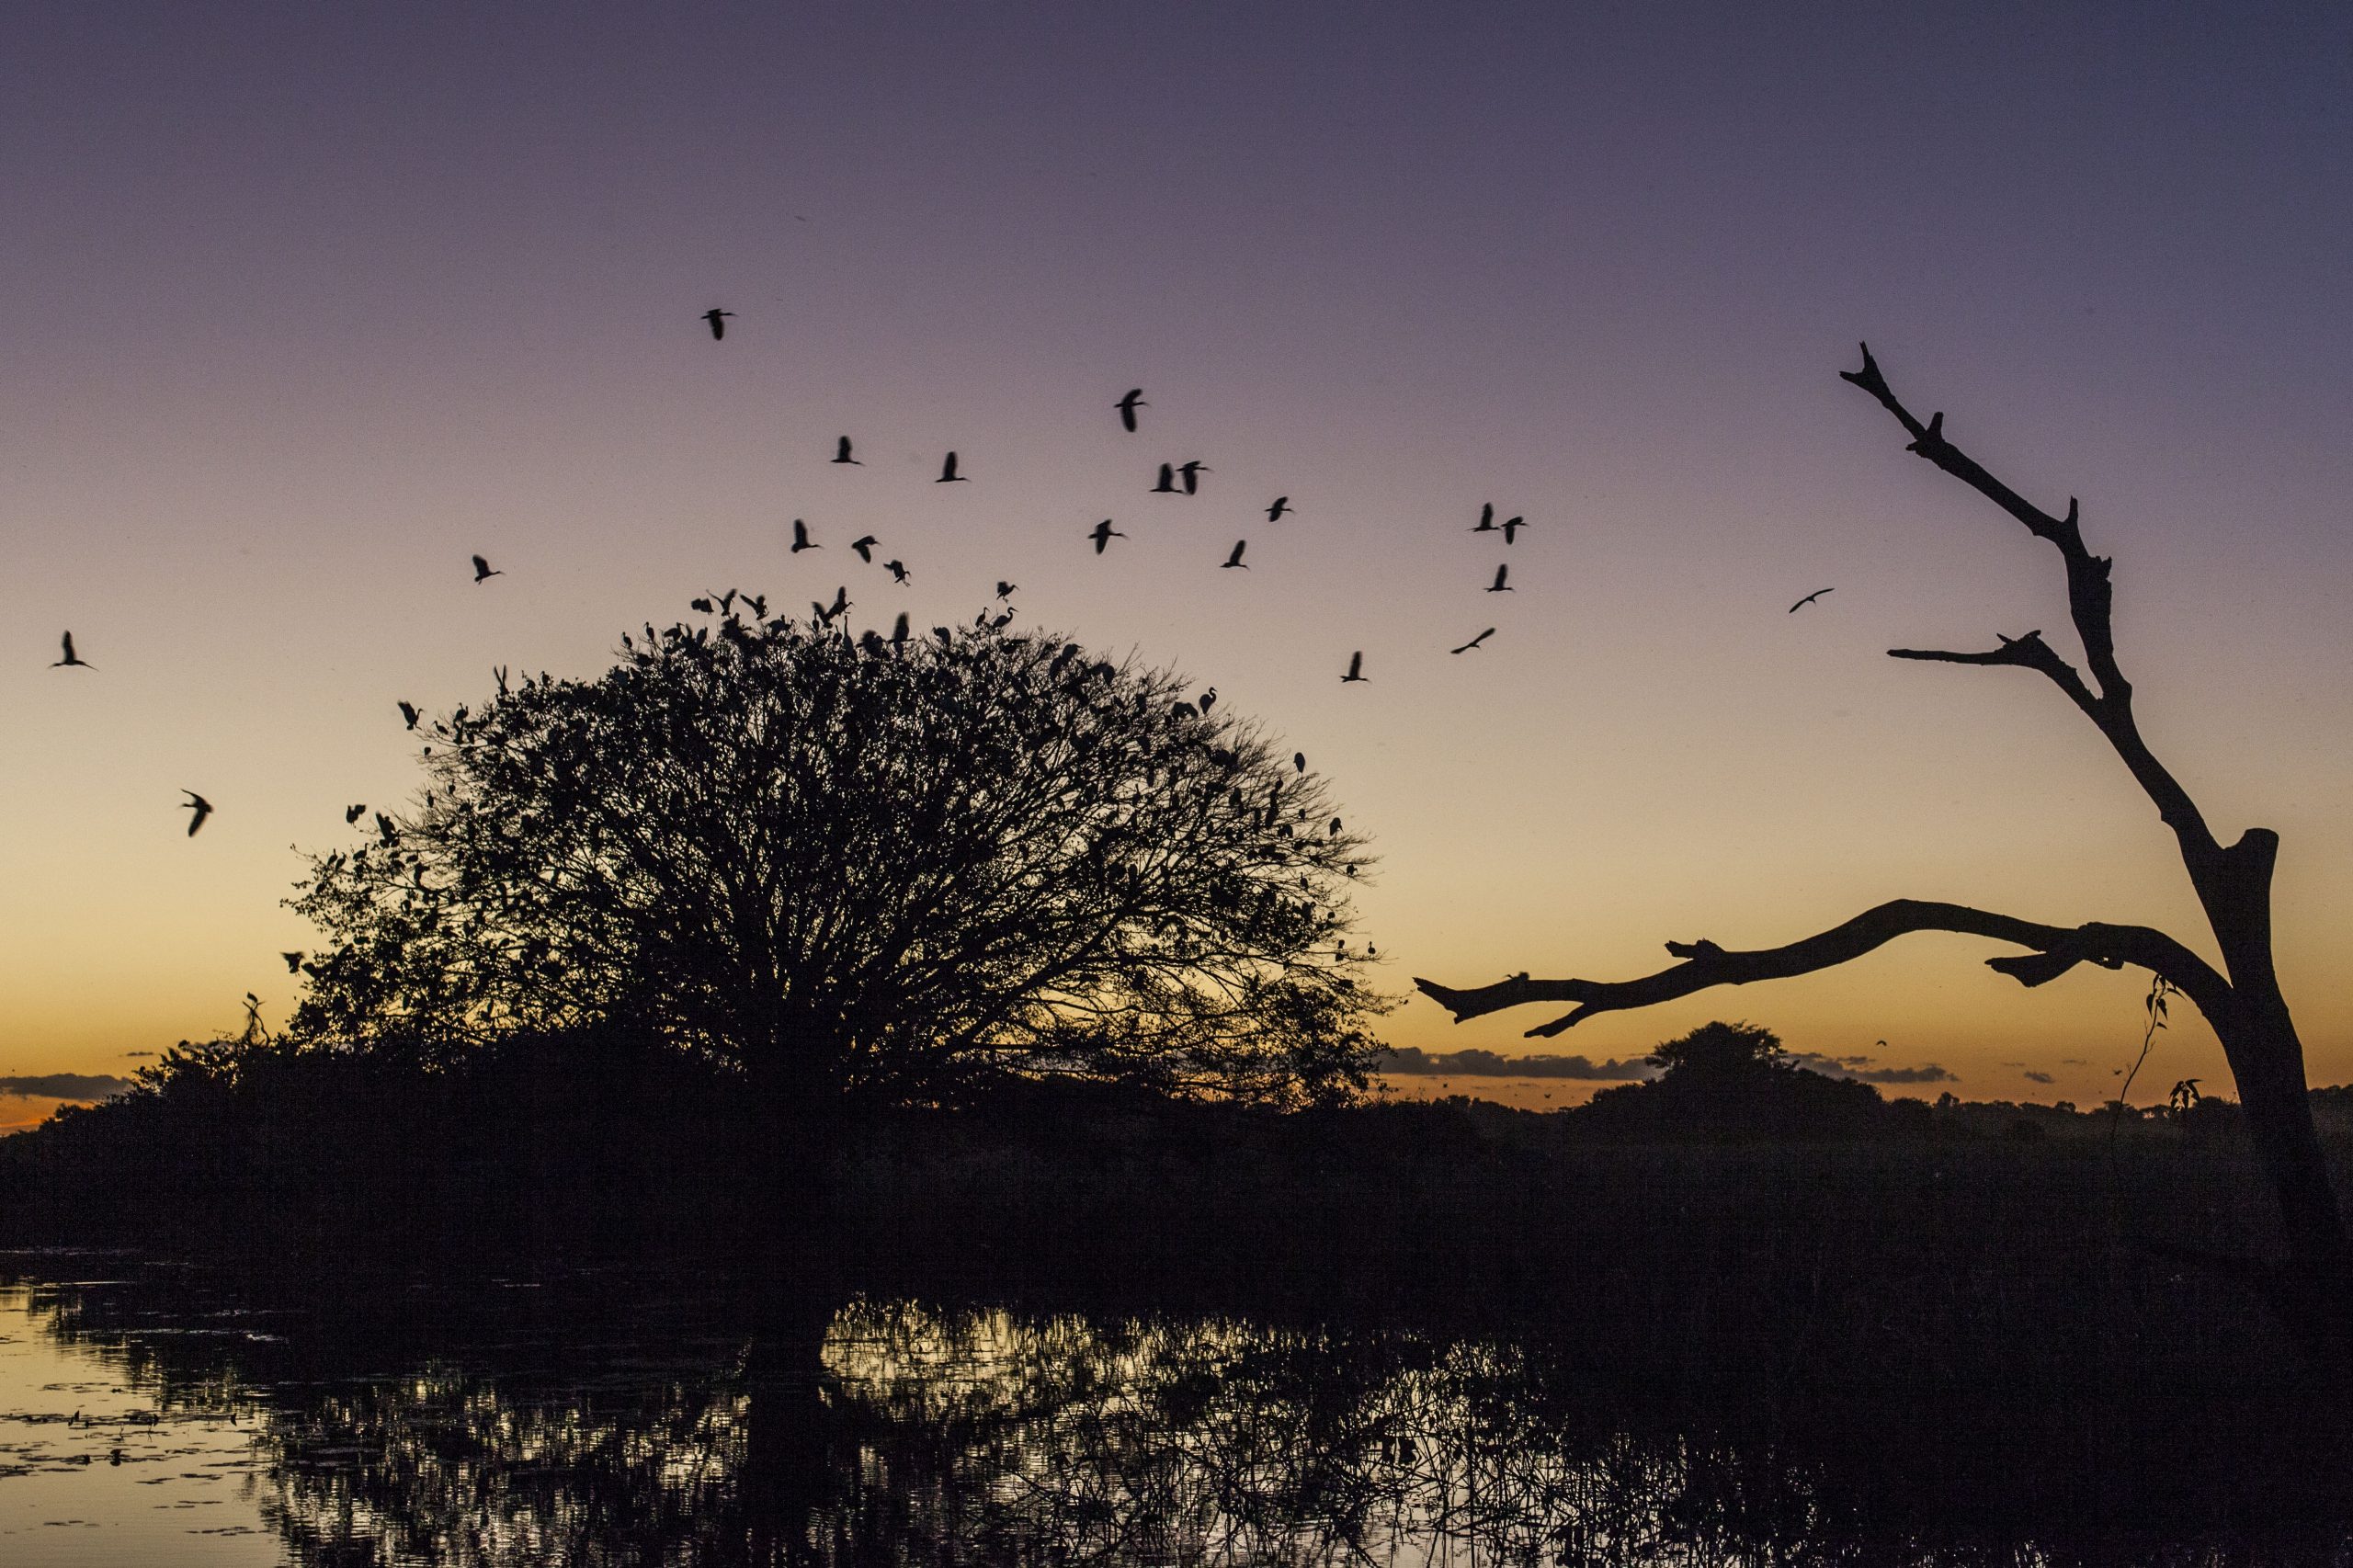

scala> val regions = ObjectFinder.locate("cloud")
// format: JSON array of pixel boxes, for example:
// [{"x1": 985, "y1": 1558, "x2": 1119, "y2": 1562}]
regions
[
  {"x1": 0, "y1": 1074, "x2": 131, "y2": 1101},
  {"x1": 1791, "y1": 1052, "x2": 1956, "y2": 1085},
  {"x1": 1377, "y1": 1047, "x2": 1652, "y2": 1081},
  {"x1": 2022, "y1": 1070, "x2": 2055, "y2": 1085}
]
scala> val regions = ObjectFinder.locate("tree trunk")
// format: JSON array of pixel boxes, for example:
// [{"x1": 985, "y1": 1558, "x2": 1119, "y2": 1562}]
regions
[{"x1": 2213, "y1": 1006, "x2": 2347, "y2": 1269}]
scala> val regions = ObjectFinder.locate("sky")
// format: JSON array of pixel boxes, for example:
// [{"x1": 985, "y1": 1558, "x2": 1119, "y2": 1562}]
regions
[{"x1": 6, "y1": 2, "x2": 2351, "y2": 1127}]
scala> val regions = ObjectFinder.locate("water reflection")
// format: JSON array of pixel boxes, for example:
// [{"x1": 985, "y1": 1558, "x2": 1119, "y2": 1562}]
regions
[{"x1": 9, "y1": 1256, "x2": 2353, "y2": 1564}]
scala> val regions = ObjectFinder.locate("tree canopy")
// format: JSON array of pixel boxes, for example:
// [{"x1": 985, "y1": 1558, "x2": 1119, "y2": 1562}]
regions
[{"x1": 289, "y1": 607, "x2": 1388, "y2": 1112}]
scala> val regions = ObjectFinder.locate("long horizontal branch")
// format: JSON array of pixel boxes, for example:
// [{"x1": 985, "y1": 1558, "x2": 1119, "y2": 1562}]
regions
[
  {"x1": 1412, "y1": 898, "x2": 2231, "y2": 1040},
  {"x1": 1887, "y1": 630, "x2": 2100, "y2": 719}
]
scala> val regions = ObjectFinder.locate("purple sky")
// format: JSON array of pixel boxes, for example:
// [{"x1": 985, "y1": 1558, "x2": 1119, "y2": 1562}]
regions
[{"x1": 6, "y1": 3, "x2": 2352, "y2": 1116}]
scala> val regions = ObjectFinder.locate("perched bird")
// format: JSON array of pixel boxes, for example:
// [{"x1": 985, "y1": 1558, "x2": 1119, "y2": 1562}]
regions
[
  {"x1": 831, "y1": 436, "x2": 861, "y2": 465},
  {"x1": 892, "y1": 612, "x2": 910, "y2": 644},
  {"x1": 1472, "y1": 504, "x2": 1497, "y2": 533},
  {"x1": 790, "y1": 519, "x2": 819, "y2": 553},
  {"x1": 701, "y1": 308, "x2": 733, "y2": 339},
  {"x1": 1789, "y1": 587, "x2": 1835, "y2": 613},
  {"x1": 1487, "y1": 563, "x2": 1513, "y2": 593},
  {"x1": 398, "y1": 701, "x2": 422, "y2": 731},
  {"x1": 1178, "y1": 460, "x2": 1210, "y2": 495},
  {"x1": 1329, "y1": 817, "x2": 1343, "y2": 835},
  {"x1": 1115, "y1": 388, "x2": 1147, "y2": 433},
  {"x1": 1500, "y1": 516, "x2": 1527, "y2": 544},
  {"x1": 345, "y1": 803, "x2": 367, "y2": 824},
  {"x1": 1294, "y1": 752, "x2": 1306, "y2": 773},
  {"x1": 937, "y1": 451, "x2": 968, "y2": 483},
  {"x1": 282, "y1": 952, "x2": 303, "y2": 974},
  {"x1": 1222, "y1": 540, "x2": 1250, "y2": 570},
  {"x1": 1088, "y1": 519, "x2": 1126, "y2": 554},
  {"x1": 181, "y1": 790, "x2": 214, "y2": 836},
  {"x1": 885, "y1": 559, "x2": 911, "y2": 584},
  {"x1": 1152, "y1": 463, "x2": 1178, "y2": 494},
  {"x1": 1451, "y1": 628, "x2": 1496, "y2": 654},
  {"x1": 51, "y1": 631, "x2": 94, "y2": 668},
  {"x1": 471, "y1": 554, "x2": 502, "y2": 583},
  {"x1": 1265, "y1": 496, "x2": 1294, "y2": 521},
  {"x1": 850, "y1": 535, "x2": 878, "y2": 563},
  {"x1": 1342, "y1": 652, "x2": 1368, "y2": 683},
  {"x1": 1199, "y1": 687, "x2": 1218, "y2": 714},
  {"x1": 996, "y1": 580, "x2": 1017, "y2": 600}
]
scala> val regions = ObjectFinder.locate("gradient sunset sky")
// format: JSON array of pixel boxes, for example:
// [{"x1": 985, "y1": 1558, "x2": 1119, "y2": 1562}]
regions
[{"x1": 6, "y1": 3, "x2": 2351, "y2": 1125}]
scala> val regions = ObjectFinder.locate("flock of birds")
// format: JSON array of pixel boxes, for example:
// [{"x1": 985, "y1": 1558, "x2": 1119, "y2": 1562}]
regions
[{"x1": 45, "y1": 305, "x2": 1838, "y2": 844}]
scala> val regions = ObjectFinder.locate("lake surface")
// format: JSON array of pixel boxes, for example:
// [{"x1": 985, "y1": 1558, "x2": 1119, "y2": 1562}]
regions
[{"x1": 4, "y1": 1246, "x2": 2350, "y2": 1565}]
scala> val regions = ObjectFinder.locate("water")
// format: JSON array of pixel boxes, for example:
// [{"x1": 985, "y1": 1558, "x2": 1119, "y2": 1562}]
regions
[{"x1": 3, "y1": 1249, "x2": 2349, "y2": 1565}]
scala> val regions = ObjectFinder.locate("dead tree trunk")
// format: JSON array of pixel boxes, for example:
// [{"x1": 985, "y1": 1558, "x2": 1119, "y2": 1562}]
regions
[{"x1": 1417, "y1": 345, "x2": 2348, "y2": 1278}]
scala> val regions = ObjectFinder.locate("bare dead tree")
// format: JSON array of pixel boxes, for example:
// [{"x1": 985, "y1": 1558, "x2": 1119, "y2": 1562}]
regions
[{"x1": 1417, "y1": 345, "x2": 2348, "y2": 1276}]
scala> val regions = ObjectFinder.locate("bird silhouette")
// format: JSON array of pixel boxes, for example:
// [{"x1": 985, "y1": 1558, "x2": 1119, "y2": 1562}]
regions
[
  {"x1": 689, "y1": 597, "x2": 713, "y2": 613},
  {"x1": 831, "y1": 436, "x2": 861, "y2": 465},
  {"x1": 471, "y1": 555, "x2": 502, "y2": 583},
  {"x1": 701, "y1": 308, "x2": 733, "y2": 339},
  {"x1": 995, "y1": 581, "x2": 1017, "y2": 600},
  {"x1": 938, "y1": 451, "x2": 968, "y2": 483},
  {"x1": 345, "y1": 803, "x2": 367, "y2": 824},
  {"x1": 885, "y1": 559, "x2": 911, "y2": 584},
  {"x1": 398, "y1": 701, "x2": 421, "y2": 731},
  {"x1": 51, "y1": 631, "x2": 94, "y2": 668},
  {"x1": 1088, "y1": 519, "x2": 1126, "y2": 554},
  {"x1": 1265, "y1": 496, "x2": 1294, "y2": 521},
  {"x1": 1342, "y1": 652, "x2": 1367, "y2": 683},
  {"x1": 1115, "y1": 388, "x2": 1147, "y2": 433},
  {"x1": 1472, "y1": 504, "x2": 1497, "y2": 533},
  {"x1": 1199, "y1": 687, "x2": 1217, "y2": 713},
  {"x1": 181, "y1": 790, "x2": 213, "y2": 836},
  {"x1": 1451, "y1": 628, "x2": 1496, "y2": 653},
  {"x1": 850, "y1": 535, "x2": 878, "y2": 563},
  {"x1": 790, "y1": 519, "x2": 819, "y2": 553},
  {"x1": 1294, "y1": 752, "x2": 1306, "y2": 773},
  {"x1": 282, "y1": 951, "x2": 303, "y2": 974},
  {"x1": 1178, "y1": 461, "x2": 1210, "y2": 495},
  {"x1": 892, "y1": 612, "x2": 910, "y2": 644},
  {"x1": 1789, "y1": 587, "x2": 1835, "y2": 613},
  {"x1": 1500, "y1": 516, "x2": 1527, "y2": 544},
  {"x1": 1486, "y1": 563, "x2": 1513, "y2": 593},
  {"x1": 1153, "y1": 463, "x2": 1178, "y2": 494},
  {"x1": 1222, "y1": 540, "x2": 1248, "y2": 569}
]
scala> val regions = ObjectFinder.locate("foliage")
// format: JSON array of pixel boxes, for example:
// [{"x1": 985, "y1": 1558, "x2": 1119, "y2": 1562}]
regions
[
  {"x1": 1644, "y1": 1019, "x2": 1790, "y2": 1080},
  {"x1": 285, "y1": 608, "x2": 1389, "y2": 1110}
]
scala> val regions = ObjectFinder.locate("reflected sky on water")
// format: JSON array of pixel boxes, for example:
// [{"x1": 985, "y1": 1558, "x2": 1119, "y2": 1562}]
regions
[{"x1": 2, "y1": 1250, "x2": 2348, "y2": 1565}]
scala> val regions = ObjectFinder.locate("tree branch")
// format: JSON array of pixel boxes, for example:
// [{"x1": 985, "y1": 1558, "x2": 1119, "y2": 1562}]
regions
[
  {"x1": 1842, "y1": 343, "x2": 2222, "y2": 859},
  {"x1": 1885, "y1": 630, "x2": 2100, "y2": 719},
  {"x1": 1413, "y1": 898, "x2": 2229, "y2": 1039}
]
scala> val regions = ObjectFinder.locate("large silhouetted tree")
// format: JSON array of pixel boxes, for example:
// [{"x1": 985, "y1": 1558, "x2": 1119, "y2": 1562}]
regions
[
  {"x1": 289, "y1": 608, "x2": 1385, "y2": 1140},
  {"x1": 1419, "y1": 346, "x2": 2348, "y2": 1279}
]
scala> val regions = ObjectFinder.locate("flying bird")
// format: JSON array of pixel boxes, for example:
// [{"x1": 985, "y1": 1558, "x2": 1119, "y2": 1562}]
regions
[
  {"x1": 1088, "y1": 519, "x2": 1126, "y2": 554},
  {"x1": 701, "y1": 308, "x2": 733, "y2": 339},
  {"x1": 1789, "y1": 587, "x2": 1835, "y2": 613},
  {"x1": 1342, "y1": 652, "x2": 1367, "y2": 683},
  {"x1": 937, "y1": 451, "x2": 968, "y2": 483},
  {"x1": 885, "y1": 559, "x2": 911, "y2": 584},
  {"x1": 1265, "y1": 496, "x2": 1294, "y2": 521},
  {"x1": 1222, "y1": 540, "x2": 1248, "y2": 569},
  {"x1": 282, "y1": 951, "x2": 303, "y2": 974},
  {"x1": 345, "y1": 803, "x2": 367, "y2": 824},
  {"x1": 995, "y1": 581, "x2": 1017, "y2": 600},
  {"x1": 1500, "y1": 516, "x2": 1527, "y2": 544},
  {"x1": 51, "y1": 631, "x2": 93, "y2": 668},
  {"x1": 181, "y1": 790, "x2": 213, "y2": 836},
  {"x1": 1177, "y1": 461, "x2": 1210, "y2": 495},
  {"x1": 1153, "y1": 463, "x2": 1178, "y2": 494},
  {"x1": 1472, "y1": 504, "x2": 1497, "y2": 533},
  {"x1": 1115, "y1": 388, "x2": 1147, "y2": 433},
  {"x1": 790, "y1": 519, "x2": 819, "y2": 553},
  {"x1": 471, "y1": 555, "x2": 502, "y2": 583},
  {"x1": 398, "y1": 701, "x2": 421, "y2": 731},
  {"x1": 831, "y1": 436, "x2": 861, "y2": 465},
  {"x1": 850, "y1": 535, "x2": 878, "y2": 563},
  {"x1": 1486, "y1": 563, "x2": 1513, "y2": 593},
  {"x1": 1451, "y1": 628, "x2": 1496, "y2": 654}
]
